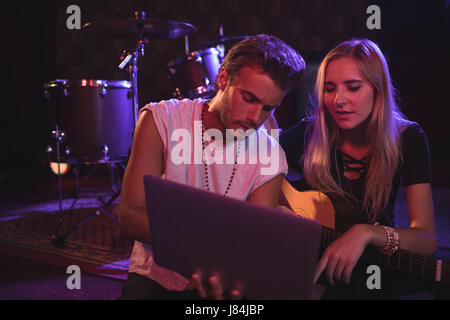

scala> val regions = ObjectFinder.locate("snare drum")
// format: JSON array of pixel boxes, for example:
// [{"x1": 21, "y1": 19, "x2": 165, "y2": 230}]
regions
[
  {"x1": 168, "y1": 47, "x2": 221, "y2": 99},
  {"x1": 43, "y1": 79, "x2": 134, "y2": 164}
]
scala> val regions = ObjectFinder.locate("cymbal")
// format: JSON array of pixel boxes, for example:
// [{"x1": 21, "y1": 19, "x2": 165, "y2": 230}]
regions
[
  {"x1": 82, "y1": 18, "x2": 198, "y2": 39},
  {"x1": 198, "y1": 36, "x2": 249, "y2": 48}
]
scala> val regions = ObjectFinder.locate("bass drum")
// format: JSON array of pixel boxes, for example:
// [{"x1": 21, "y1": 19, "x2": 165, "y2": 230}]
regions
[{"x1": 44, "y1": 79, "x2": 134, "y2": 164}]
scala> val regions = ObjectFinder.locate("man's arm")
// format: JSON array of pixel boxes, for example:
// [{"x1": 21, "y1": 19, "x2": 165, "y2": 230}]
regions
[
  {"x1": 116, "y1": 109, "x2": 164, "y2": 243},
  {"x1": 248, "y1": 174, "x2": 284, "y2": 208}
]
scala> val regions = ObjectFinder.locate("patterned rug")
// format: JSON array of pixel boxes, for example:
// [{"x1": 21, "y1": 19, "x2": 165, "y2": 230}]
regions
[{"x1": 0, "y1": 197, "x2": 134, "y2": 280}]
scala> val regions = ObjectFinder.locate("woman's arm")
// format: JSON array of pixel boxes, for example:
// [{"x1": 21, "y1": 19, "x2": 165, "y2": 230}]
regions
[
  {"x1": 370, "y1": 182, "x2": 437, "y2": 255},
  {"x1": 314, "y1": 182, "x2": 437, "y2": 285}
]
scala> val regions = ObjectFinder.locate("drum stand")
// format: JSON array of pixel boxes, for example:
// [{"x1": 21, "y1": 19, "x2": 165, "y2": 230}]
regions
[
  {"x1": 49, "y1": 125, "x2": 66, "y2": 244},
  {"x1": 50, "y1": 190, "x2": 122, "y2": 248},
  {"x1": 49, "y1": 126, "x2": 127, "y2": 247}
]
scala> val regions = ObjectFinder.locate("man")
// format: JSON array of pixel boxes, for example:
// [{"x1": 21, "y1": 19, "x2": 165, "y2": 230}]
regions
[{"x1": 117, "y1": 34, "x2": 305, "y2": 299}]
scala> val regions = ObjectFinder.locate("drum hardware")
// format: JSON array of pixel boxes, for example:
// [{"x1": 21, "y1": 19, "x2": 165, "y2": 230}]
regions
[
  {"x1": 81, "y1": 10, "x2": 197, "y2": 40},
  {"x1": 50, "y1": 186, "x2": 122, "y2": 248},
  {"x1": 118, "y1": 43, "x2": 143, "y2": 128},
  {"x1": 48, "y1": 11, "x2": 198, "y2": 248},
  {"x1": 84, "y1": 10, "x2": 198, "y2": 126},
  {"x1": 184, "y1": 35, "x2": 190, "y2": 55},
  {"x1": 44, "y1": 78, "x2": 132, "y2": 247},
  {"x1": 196, "y1": 25, "x2": 248, "y2": 63},
  {"x1": 197, "y1": 35, "x2": 249, "y2": 50},
  {"x1": 102, "y1": 145, "x2": 109, "y2": 161},
  {"x1": 47, "y1": 122, "x2": 126, "y2": 248},
  {"x1": 217, "y1": 25, "x2": 225, "y2": 62},
  {"x1": 49, "y1": 158, "x2": 126, "y2": 248},
  {"x1": 43, "y1": 79, "x2": 134, "y2": 164},
  {"x1": 99, "y1": 84, "x2": 108, "y2": 98},
  {"x1": 48, "y1": 124, "x2": 67, "y2": 243}
]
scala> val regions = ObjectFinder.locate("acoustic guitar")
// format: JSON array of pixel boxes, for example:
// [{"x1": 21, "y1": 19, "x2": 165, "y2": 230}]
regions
[{"x1": 280, "y1": 178, "x2": 450, "y2": 288}]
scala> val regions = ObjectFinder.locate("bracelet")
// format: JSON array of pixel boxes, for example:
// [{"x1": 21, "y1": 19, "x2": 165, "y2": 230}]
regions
[{"x1": 374, "y1": 223, "x2": 399, "y2": 255}]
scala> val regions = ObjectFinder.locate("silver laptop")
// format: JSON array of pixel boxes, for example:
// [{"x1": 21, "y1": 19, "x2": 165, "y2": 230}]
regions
[{"x1": 143, "y1": 175, "x2": 322, "y2": 299}]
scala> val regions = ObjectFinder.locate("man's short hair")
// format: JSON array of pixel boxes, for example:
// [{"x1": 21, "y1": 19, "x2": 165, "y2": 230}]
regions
[{"x1": 221, "y1": 34, "x2": 306, "y2": 92}]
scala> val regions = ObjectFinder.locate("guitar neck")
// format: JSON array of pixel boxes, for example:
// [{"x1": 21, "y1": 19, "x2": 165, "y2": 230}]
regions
[{"x1": 321, "y1": 226, "x2": 450, "y2": 285}]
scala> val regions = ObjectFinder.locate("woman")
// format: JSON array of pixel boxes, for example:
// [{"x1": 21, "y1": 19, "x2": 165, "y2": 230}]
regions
[{"x1": 279, "y1": 39, "x2": 437, "y2": 296}]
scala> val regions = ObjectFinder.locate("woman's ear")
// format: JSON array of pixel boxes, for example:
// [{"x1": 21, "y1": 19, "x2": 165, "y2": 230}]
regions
[{"x1": 217, "y1": 67, "x2": 229, "y2": 91}]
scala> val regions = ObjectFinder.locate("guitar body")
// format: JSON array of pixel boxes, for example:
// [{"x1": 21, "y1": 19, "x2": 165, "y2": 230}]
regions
[{"x1": 280, "y1": 179, "x2": 335, "y2": 229}]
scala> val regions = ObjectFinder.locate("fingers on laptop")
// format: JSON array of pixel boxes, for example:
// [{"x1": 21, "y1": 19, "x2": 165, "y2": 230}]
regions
[
  {"x1": 191, "y1": 273, "x2": 207, "y2": 298},
  {"x1": 191, "y1": 273, "x2": 242, "y2": 300},
  {"x1": 230, "y1": 289, "x2": 243, "y2": 300},
  {"x1": 209, "y1": 275, "x2": 224, "y2": 300},
  {"x1": 191, "y1": 273, "x2": 223, "y2": 299}
]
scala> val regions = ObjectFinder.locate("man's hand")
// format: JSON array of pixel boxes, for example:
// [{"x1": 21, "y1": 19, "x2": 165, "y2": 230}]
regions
[{"x1": 191, "y1": 273, "x2": 242, "y2": 300}]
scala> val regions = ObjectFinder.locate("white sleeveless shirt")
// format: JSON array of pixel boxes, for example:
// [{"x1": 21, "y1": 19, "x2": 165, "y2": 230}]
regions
[{"x1": 128, "y1": 99, "x2": 288, "y2": 290}]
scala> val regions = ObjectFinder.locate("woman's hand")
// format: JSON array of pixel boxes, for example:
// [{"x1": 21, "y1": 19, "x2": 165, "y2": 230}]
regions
[
  {"x1": 191, "y1": 273, "x2": 242, "y2": 300},
  {"x1": 313, "y1": 224, "x2": 372, "y2": 286}
]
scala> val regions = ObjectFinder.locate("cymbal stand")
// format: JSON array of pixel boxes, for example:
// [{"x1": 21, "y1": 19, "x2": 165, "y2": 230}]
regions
[
  {"x1": 217, "y1": 25, "x2": 225, "y2": 63},
  {"x1": 118, "y1": 11, "x2": 148, "y2": 128},
  {"x1": 119, "y1": 46, "x2": 141, "y2": 127}
]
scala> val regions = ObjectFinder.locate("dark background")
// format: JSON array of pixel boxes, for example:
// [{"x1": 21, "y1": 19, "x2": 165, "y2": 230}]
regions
[{"x1": 1, "y1": 0, "x2": 449, "y2": 194}]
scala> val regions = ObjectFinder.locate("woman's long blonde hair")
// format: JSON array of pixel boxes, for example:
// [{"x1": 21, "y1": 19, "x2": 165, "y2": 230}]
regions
[{"x1": 303, "y1": 39, "x2": 409, "y2": 222}]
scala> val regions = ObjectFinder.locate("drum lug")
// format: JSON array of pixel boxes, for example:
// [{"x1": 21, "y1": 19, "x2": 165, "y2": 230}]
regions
[
  {"x1": 102, "y1": 145, "x2": 110, "y2": 161},
  {"x1": 173, "y1": 88, "x2": 183, "y2": 99},
  {"x1": 44, "y1": 79, "x2": 133, "y2": 163},
  {"x1": 52, "y1": 129, "x2": 66, "y2": 142},
  {"x1": 99, "y1": 85, "x2": 108, "y2": 98}
]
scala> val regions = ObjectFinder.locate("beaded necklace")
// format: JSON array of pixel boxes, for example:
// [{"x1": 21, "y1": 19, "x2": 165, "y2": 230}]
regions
[{"x1": 201, "y1": 103, "x2": 240, "y2": 196}]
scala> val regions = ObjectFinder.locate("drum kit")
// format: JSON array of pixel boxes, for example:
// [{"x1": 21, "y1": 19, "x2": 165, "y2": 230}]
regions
[{"x1": 45, "y1": 11, "x2": 247, "y2": 247}]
